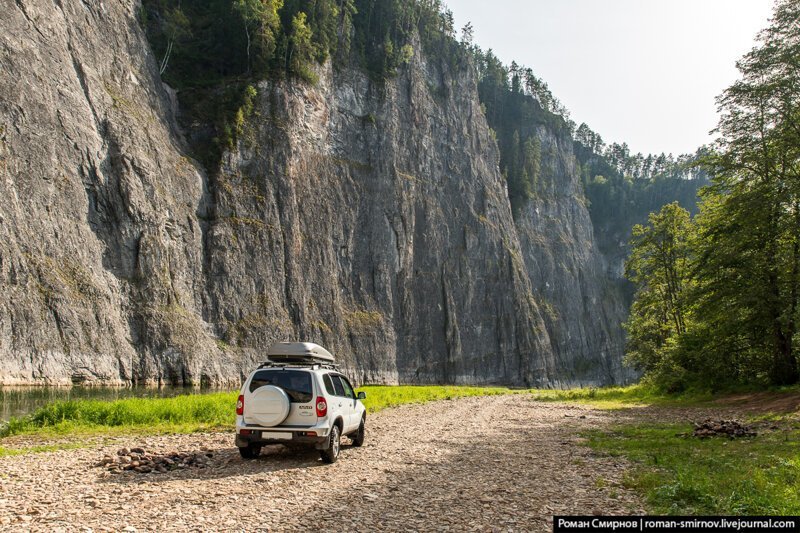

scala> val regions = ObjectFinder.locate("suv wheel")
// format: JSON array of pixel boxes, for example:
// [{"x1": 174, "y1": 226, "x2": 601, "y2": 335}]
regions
[
  {"x1": 239, "y1": 444, "x2": 262, "y2": 459},
  {"x1": 320, "y1": 424, "x2": 341, "y2": 464},
  {"x1": 352, "y1": 418, "x2": 365, "y2": 447}
]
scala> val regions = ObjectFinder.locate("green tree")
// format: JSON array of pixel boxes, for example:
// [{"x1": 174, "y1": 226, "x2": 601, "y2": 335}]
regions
[
  {"x1": 334, "y1": 0, "x2": 357, "y2": 63},
  {"x1": 624, "y1": 203, "x2": 694, "y2": 385},
  {"x1": 159, "y1": 7, "x2": 191, "y2": 75},
  {"x1": 693, "y1": 0, "x2": 800, "y2": 386},
  {"x1": 460, "y1": 21, "x2": 474, "y2": 49},
  {"x1": 233, "y1": 0, "x2": 283, "y2": 75},
  {"x1": 523, "y1": 136, "x2": 541, "y2": 195},
  {"x1": 287, "y1": 11, "x2": 317, "y2": 82},
  {"x1": 505, "y1": 131, "x2": 531, "y2": 214}
]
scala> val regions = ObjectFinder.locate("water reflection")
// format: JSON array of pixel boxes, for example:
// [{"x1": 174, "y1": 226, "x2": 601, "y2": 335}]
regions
[{"x1": 0, "y1": 386, "x2": 230, "y2": 422}]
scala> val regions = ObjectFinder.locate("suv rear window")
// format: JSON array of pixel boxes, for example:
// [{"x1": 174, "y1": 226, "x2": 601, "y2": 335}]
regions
[{"x1": 249, "y1": 370, "x2": 313, "y2": 403}]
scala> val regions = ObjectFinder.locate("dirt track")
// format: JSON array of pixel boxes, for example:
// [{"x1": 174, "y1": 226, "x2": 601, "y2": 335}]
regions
[{"x1": 0, "y1": 396, "x2": 645, "y2": 531}]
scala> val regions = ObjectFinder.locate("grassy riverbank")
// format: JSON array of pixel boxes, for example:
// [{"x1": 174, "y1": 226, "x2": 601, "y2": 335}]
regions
[
  {"x1": 529, "y1": 384, "x2": 704, "y2": 407},
  {"x1": 0, "y1": 391, "x2": 237, "y2": 439},
  {"x1": 582, "y1": 385, "x2": 800, "y2": 514},
  {"x1": 0, "y1": 385, "x2": 526, "y2": 440}
]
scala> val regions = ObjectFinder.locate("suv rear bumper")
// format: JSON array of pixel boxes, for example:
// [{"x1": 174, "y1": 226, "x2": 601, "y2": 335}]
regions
[{"x1": 235, "y1": 428, "x2": 330, "y2": 450}]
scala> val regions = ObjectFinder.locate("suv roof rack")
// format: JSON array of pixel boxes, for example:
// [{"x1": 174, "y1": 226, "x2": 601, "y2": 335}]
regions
[{"x1": 257, "y1": 361, "x2": 340, "y2": 371}]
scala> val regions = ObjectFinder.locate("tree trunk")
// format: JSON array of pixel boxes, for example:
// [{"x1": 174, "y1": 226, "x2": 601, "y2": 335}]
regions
[
  {"x1": 244, "y1": 25, "x2": 251, "y2": 74},
  {"x1": 159, "y1": 39, "x2": 174, "y2": 75},
  {"x1": 770, "y1": 326, "x2": 798, "y2": 385},
  {"x1": 767, "y1": 250, "x2": 799, "y2": 385}
]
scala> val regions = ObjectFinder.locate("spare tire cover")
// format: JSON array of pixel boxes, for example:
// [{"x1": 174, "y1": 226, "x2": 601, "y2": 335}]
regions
[{"x1": 248, "y1": 385, "x2": 291, "y2": 427}]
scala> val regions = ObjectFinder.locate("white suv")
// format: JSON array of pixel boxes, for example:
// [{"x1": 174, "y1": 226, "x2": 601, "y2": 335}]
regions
[{"x1": 234, "y1": 342, "x2": 367, "y2": 463}]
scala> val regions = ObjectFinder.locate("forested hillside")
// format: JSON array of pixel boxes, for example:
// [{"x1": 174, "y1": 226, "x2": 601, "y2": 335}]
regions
[
  {"x1": 469, "y1": 47, "x2": 706, "y2": 299},
  {"x1": 573, "y1": 128, "x2": 707, "y2": 281}
]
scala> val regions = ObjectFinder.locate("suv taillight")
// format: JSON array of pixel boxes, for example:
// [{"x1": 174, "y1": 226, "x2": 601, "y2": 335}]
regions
[
  {"x1": 315, "y1": 397, "x2": 327, "y2": 417},
  {"x1": 236, "y1": 394, "x2": 244, "y2": 415}
]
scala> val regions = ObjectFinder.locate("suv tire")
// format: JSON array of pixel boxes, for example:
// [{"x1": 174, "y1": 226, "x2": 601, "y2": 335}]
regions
[
  {"x1": 239, "y1": 444, "x2": 262, "y2": 459},
  {"x1": 352, "y1": 418, "x2": 365, "y2": 447},
  {"x1": 320, "y1": 424, "x2": 341, "y2": 464}
]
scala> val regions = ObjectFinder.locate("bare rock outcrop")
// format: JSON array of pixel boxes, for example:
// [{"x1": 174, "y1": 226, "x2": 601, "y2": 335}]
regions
[
  {"x1": 1, "y1": 0, "x2": 223, "y2": 385},
  {"x1": 0, "y1": 0, "x2": 628, "y2": 386}
]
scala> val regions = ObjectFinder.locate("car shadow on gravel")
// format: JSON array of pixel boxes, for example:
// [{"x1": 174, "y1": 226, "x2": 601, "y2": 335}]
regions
[{"x1": 97, "y1": 441, "x2": 361, "y2": 485}]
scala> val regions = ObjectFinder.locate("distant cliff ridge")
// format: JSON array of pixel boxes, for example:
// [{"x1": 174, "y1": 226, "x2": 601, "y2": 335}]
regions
[{"x1": 0, "y1": 0, "x2": 631, "y2": 386}]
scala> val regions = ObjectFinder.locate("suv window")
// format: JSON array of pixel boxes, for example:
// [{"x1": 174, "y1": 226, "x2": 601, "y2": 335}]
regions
[
  {"x1": 330, "y1": 375, "x2": 356, "y2": 399},
  {"x1": 331, "y1": 375, "x2": 346, "y2": 397},
  {"x1": 323, "y1": 374, "x2": 336, "y2": 395},
  {"x1": 339, "y1": 376, "x2": 356, "y2": 399},
  {"x1": 249, "y1": 370, "x2": 312, "y2": 403}
]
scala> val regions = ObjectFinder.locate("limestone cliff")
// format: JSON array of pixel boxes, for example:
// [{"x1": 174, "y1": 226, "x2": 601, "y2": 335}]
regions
[
  {"x1": 513, "y1": 126, "x2": 630, "y2": 384},
  {"x1": 0, "y1": 0, "x2": 628, "y2": 386}
]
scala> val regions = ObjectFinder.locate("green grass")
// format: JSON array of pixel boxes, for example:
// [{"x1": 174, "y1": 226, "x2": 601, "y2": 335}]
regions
[
  {"x1": 358, "y1": 385, "x2": 519, "y2": 412},
  {"x1": 0, "y1": 442, "x2": 89, "y2": 457},
  {"x1": 0, "y1": 392, "x2": 239, "y2": 439},
  {"x1": 588, "y1": 422, "x2": 800, "y2": 514},
  {"x1": 528, "y1": 384, "x2": 719, "y2": 409}
]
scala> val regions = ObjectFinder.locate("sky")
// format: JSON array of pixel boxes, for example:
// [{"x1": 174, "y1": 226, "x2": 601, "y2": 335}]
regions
[{"x1": 447, "y1": 0, "x2": 774, "y2": 156}]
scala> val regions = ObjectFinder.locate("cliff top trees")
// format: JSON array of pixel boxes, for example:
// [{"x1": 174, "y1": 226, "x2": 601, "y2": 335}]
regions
[
  {"x1": 286, "y1": 11, "x2": 316, "y2": 81},
  {"x1": 142, "y1": 0, "x2": 468, "y2": 87},
  {"x1": 233, "y1": 0, "x2": 282, "y2": 75},
  {"x1": 472, "y1": 48, "x2": 577, "y2": 216},
  {"x1": 139, "y1": 0, "x2": 469, "y2": 168}
]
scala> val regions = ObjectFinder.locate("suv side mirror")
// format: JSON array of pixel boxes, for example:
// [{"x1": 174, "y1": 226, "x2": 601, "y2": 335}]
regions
[{"x1": 357, "y1": 391, "x2": 366, "y2": 400}]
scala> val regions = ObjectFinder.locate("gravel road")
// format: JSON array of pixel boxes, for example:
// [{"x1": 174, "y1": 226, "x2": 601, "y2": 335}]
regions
[{"x1": 0, "y1": 395, "x2": 645, "y2": 531}]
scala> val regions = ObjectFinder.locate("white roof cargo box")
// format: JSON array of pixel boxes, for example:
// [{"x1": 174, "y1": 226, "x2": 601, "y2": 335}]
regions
[{"x1": 266, "y1": 342, "x2": 335, "y2": 364}]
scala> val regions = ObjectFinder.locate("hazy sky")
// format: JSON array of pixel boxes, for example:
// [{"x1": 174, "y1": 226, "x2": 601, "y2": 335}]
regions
[{"x1": 447, "y1": 0, "x2": 774, "y2": 156}]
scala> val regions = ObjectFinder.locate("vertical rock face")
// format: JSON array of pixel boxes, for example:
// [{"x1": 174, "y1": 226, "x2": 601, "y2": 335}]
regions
[
  {"x1": 0, "y1": 0, "x2": 221, "y2": 385},
  {"x1": 203, "y1": 49, "x2": 557, "y2": 386},
  {"x1": 513, "y1": 127, "x2": 631, "y2": 384},
  {"x1": 0, "y1": 0, "x2": 629, "y2": 386}
]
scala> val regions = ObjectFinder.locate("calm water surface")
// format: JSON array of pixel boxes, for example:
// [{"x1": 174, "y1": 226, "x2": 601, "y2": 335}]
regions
[{"x1": 0, "y1": 386, "x2": 230, "y2": 422}]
